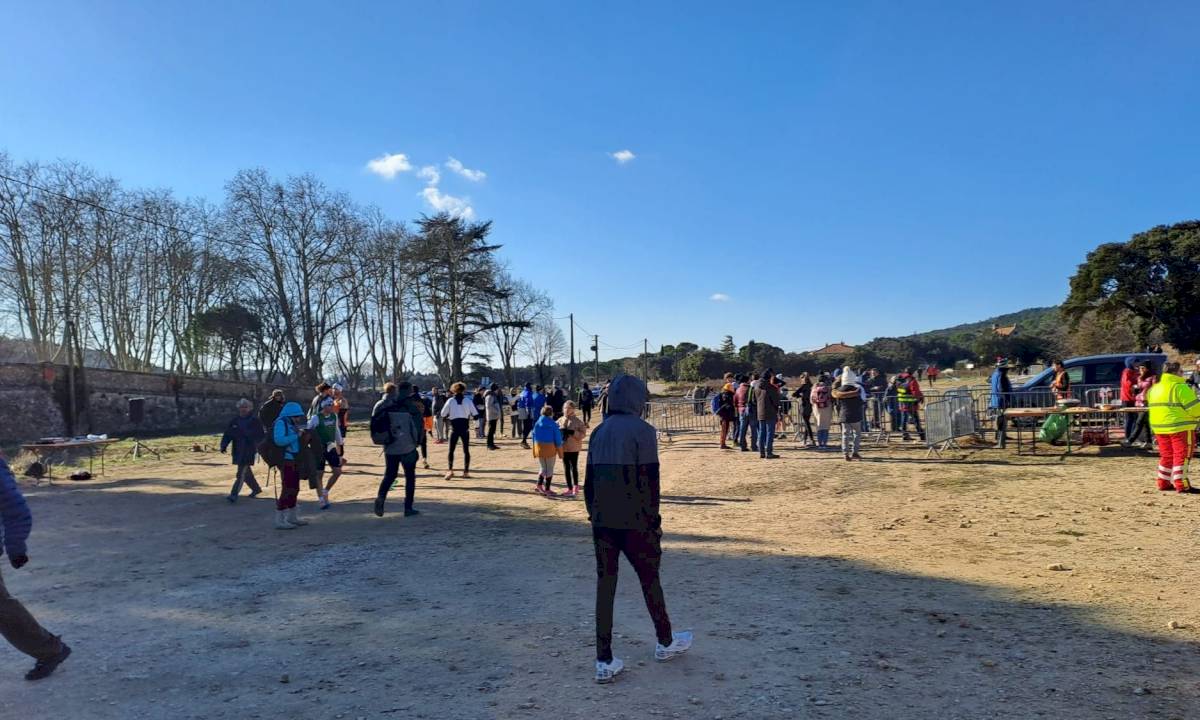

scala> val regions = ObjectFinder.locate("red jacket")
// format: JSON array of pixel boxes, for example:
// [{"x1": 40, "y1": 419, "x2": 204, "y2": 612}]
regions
[
  {"x1": 734, "y1": 384, "x2": 750, "y2": 413},
  {"x1": 1119, "y1": 368, "x2": 1138, "y2": 403}
]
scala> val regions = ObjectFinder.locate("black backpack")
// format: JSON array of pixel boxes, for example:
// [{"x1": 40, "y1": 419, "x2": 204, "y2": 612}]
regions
[{"x1": 370, "y1": 402, "x2": 394, "y2": 445}]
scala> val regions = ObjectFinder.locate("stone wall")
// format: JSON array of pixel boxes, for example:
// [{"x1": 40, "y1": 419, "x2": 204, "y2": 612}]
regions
[{"x1": 0, "y1": 363, "x2": 380, "y2": 444}]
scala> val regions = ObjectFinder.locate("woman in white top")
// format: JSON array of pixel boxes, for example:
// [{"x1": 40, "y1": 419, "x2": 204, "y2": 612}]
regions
[{"x1": 440, "y1": 381, "x2": 479, "y2": 479}]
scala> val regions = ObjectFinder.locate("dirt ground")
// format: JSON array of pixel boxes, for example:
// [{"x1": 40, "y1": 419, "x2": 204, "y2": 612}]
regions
[{"x1": 2, "y1": 421, "x2": 1198, "y2": 719}]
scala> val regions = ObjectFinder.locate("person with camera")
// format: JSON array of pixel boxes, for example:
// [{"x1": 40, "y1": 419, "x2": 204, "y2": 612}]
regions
[{"x1": 0, "y1": 452, "x2": 72, "y2": 681}]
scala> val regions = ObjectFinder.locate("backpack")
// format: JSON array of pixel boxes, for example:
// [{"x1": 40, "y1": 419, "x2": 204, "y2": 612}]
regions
[
  {"x1": 370, "y1": 402, "x2": 394, "y2": 445},
  {"x1": 813, "y1": 384, "x2": 831, "y2": 409},
  {"x1": 710, "y1": 392, "x2": 721, "y2": 414}
]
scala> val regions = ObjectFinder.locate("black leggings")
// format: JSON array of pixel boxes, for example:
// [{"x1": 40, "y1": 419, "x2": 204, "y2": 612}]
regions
[
  {"x1": 801, "y1": 411, "x2": 814, "y2": 443},
  {"x1": 582, "y1": 406, "x2": 592, "y2": 424},
  {"x1": 563, "y1": 451, "x2": 580, "y2": 489},
  {"x1": 521, "y1": 418, "x2": 533, "y2": 441},
  {"x1": 487, "y1": 419, "x2": 498, "y2": 448},
  {"x1": 449, "y1": 418, "x2": 471, "y2": 471}
]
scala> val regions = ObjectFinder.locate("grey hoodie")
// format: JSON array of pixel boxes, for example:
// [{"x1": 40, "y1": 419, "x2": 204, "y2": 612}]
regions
[{"x1": 584, "y1": 375, "x2": 661, "y2": 530}]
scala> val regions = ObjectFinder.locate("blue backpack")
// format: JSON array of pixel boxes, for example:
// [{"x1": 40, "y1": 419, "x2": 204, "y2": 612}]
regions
[{"x1": 710, "y1": 392, "x2": 721, "y2": 414}]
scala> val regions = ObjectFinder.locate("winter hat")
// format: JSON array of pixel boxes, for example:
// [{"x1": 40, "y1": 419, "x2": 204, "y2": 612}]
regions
[{"x1": 841, "y1": 366, "x2": 860, "y2": 387}]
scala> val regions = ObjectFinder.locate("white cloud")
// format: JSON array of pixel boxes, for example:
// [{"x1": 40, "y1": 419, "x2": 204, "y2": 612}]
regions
[
  {"x1": 610, "y1": 149, "x2": 636, "y2": 164},
  {"x1": 445, "y1": 157, "x2": 486, "y2": 182},
  {"x1": 417, "y1": 165, "x2": 441, "y2": 185},
  {"x1": 420, "y1": 186, "x2": 475, "y2": 220},
  {"x1": 710, "y1": 293, "x2": 731, "y2": 302},
  {"x1": 365, "y1": 152, "x2": 412, "y2": 179}
]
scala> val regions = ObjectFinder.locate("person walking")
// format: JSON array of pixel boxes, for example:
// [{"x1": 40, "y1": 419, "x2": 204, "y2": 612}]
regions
[
  {"x1": 413, "y1": 385, "x2": 432, "y2": 469},
  {"x1": 372, "y1": 382, "x2": 424, "y2": 517},
  {"x1": 309, "y1": 382, "x2": 333, "y2": 416},
  {"x1": 755, "y1": 372, "x2": 782, "y2": 459},
  {"x1": 219, "y1": 398, "x2": 265, "y2": 503},
  {"x1": 584, "y1": 375, "x2": 692, "y2": 684},
  {"x1": 578, "y1": 383, "x2": 595, "y2": 424},
  {"x1": 0, "y1": 452, "x2": 73, "y2": 681},
  {"x1": 832, "y1": 367, "x2": 866, "y2": 460},
  {"x1": 558, "y1": 400, "x2": 588, "y2": 498},
  {"x1": 485, "y1": 384, "x2": 503, "y2": 450},
  {"x1": 811, "y1": 374, "x2": 834, "y2": 449},
  {"x1": 309, "y1": 397, "x2": 344, "y2": 510},
  {"x1": 885, "y1": 376, "x2": 901, "y2": 434},
  {"x1": 1146, "y1": 361, "x2": 1200, "y2": 494},
  {"x1": 510, "y1": 388, "x2": 522, "y2": 439},
  {"x1": 531, "y1": 406, "x2": 564, "y2": 496},
  {"x1": 865, "y1": 369, "x2": 887, "y2": 432},
  {"x1": 734, "y1": 375, "x2": 752, "y2": 452},
  {"x1": 926, "y1": 365, "x2": 939, "y2": 385},
  {"x1": 989, "y1": 361, "x2": 1014, "y2": 449},
  {"x1": 716, "y1": 381, "x2": 737, "y2": 450},
  {"x1": 440, "y1": 382, "x2": 478, "y2": 480},
  {"x1": 271, "y1": 401, "x2": 310, "y2": 530},
  {"x1": 472, "y1": 388, "x2": 487, "y2": 440}
]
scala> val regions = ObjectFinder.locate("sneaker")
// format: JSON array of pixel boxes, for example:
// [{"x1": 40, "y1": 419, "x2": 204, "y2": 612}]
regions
[
  {"x1": 851, "y1": 453, "x2": 862, "y2": 461},
  {"x1": 226, "y1": 494, "x2": 237, "y2": 504},
  {"x1": 25, "y1": 642, "x2": 71, "y2": 681},
  {"x1": 535, "y1": 482, "x2": 545, "y2": 495},
  {"x1": 844, "y1": 454, "x2": 852, "y2": 461},
  {"x1": 248, "y1": 489, "x2": 262, "y2": 499},
  {"x1": 373, "y1": 497, "x2": 385, "y2": 517},
  {"x1": 423, "y1": 461, "x2": 431, "y2": 470},
  {"x1": 655, "y1": 631, "x2": 694, "y2": 662},
  {"x1": 320, "y1": 498, "x2": 331, "y2": 510},
  {"x1": 462, "y1": 472, "x2": 471, "y2": 479},
  {"x1": 766, "y1": 454, "x2": 780, "y2": 459},
  {"x1": 1177, "y1": 487, "x2": 1200, "y2": 494},
  {"x1": 404, "y1": 507, "x2": 420, "y2": 517},
  {"x1": 544, "y1": 487, "x2": 558, "y2": 497},
  {"x1": 594, "y1": 658, "x2": 624, "y2": 684}
]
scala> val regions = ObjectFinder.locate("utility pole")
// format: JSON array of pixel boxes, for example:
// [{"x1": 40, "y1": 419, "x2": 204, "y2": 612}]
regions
[
  {"x1": 569, "y1": 313, "x2": 576, "y2": 392},
  {"x1": 593, "y1": 335, "x2": 600, "y2": 385},
  {"x1": 643, "y1": 338, "x2": 649, "y2": 382}
]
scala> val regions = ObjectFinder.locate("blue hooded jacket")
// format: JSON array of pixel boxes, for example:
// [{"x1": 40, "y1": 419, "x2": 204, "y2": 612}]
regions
[
  {"x1": 0, "y1": 457, "x2": 32, "y2": 559},
  {"x1": 531, "y1": 414, "x2": 563, "y2": 447},
  {"x1": 989, "y1": 367, "x2": 1013, "y2": 409},
  {"x1": 518, "y1": 384, "x2": 533, "y2": 411},
  {"x1": 584, "y1": 375, "x2": 661, "y2": 530},
  {"x1": 272, "y1": 402, "x2": 306, "y2": 460}
]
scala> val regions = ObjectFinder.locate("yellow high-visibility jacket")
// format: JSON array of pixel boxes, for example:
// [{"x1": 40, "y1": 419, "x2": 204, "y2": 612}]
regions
[{"x1": 1146, "y1": 372, "x2": 1200, "y2": 434}]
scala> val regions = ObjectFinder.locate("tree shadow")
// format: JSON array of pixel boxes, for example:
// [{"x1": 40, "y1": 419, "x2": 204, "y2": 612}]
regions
[{"x1": 2, "y1": 484, "x2": 1197, "y2": 719}]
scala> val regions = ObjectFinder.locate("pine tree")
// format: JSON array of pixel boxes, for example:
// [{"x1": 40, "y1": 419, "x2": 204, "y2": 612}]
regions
[{"x1": 719, "y1": 335, "x2": 736, "y2": 357}]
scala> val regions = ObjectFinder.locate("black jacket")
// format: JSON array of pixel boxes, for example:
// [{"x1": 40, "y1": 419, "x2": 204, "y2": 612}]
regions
[{"x1": 584, "y1": 376, "x2": 660, "y2": 530}]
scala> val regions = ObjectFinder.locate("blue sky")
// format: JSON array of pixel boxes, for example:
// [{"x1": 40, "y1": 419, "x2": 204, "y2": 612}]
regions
[{"x1": 3, "y1": 1, "x2": 1199, "y2": 363}]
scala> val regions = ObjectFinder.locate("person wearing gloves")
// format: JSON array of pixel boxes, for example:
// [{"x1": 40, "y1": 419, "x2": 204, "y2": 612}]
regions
[
  {"x1": 272, "y1": 401, "x2": 310, "y2": 530},
  {"x1": 373, "y1": 382, "x2": 425, "y2": 517},
  {"x1": 1146, "y1": 361, "x2": 1200, "y2": 493},
  {"x1": 0, "y1": 452, "x2": 72, "y2": 681},
  {"x1": 832, "y1": 367, "x2": 867, "y2": 461},
  {"x1": 219, "y1": 398, "x2": 265, "y2": 503},
  {"x1": 531, "y1": 405, "x2": 564, "y2": 495},
  {"x1": 440, "y1": 381, "x2": 478, "y2": 480},
  {"x1": 309, "y1": 397, "x2": 344, "y2": 510},
  {"x1": 584, "y1": 374, "x2": 692, "y2": 684}
]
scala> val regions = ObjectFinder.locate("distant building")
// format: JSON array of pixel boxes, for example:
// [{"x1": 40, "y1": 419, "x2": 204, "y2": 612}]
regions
[
  {"x1": 992, "y1": 324, "x2": 1017, "y2": 337},
  {"x1": 812, "y1": 341, "x2": 856, "y2": 357}
]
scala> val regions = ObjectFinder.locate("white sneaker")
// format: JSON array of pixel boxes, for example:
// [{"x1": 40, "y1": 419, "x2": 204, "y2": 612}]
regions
[
  {"x1": 285, "y1": 508, "x2": 309, "y2": 526},
  {"x1": 594, "y1": 658, "x2": 624, "y2": 684},
  {"x1": 655, "y1": 631, "x2": 694, "y2": 662},
  {"x1": 274, "y1": 511, "x2": 297, "y2": 530}
]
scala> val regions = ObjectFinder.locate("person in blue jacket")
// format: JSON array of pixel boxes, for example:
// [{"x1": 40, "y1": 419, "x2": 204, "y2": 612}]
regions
[
  {"x1": 989, "y1": 360, "x2": 1014, "y2": 448},
  {"x1": 0, "y1": 453, "x2": 72, "y2": 680},
  {"x1": 220, "y1": 398, "x2": 265, "y2": 503},
  {"x1": 518, "y1": 384, "x2": 536, "y2": 447},
  {"x1": 272, "y1": 401, "x2": 310, "y2": 530}
]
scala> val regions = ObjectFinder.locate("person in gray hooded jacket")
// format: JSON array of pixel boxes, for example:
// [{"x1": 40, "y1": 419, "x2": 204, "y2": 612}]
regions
[
  {"x1": 583, "y1": 374, "x2": 692, "y2": 684},
  {"x1": 373, "y1": 382, "x2": 424, "y2": 518}
]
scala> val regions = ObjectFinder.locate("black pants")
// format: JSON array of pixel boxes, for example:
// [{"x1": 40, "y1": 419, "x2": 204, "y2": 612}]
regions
[
  {"x1": 582, "y1": 406, "x2": 592, "y2": 424},
  {"x1": 995, "y1": 410, "x2": 1008, "y2": 446},
  {"x1": 521, "y1": 418, "x2": 533, "y2": 442},
  {"x1": 593, "y1": 526, "x2": 673, "y2": 663},
  {"x1": 801, "y1": 412, "x2": 814, "y2": 443},
  {"x1": 418, "y1": 431, "x2": 427, "y2": 462},
  {"x1": 1128, "y1": 411, "x2": 1151, "y2": 445},
  {"x1": 562, "y1": 452, "x2": 580, "y2": 488},
  {"x1": 449, "y1": 418, "x2": 471, "y2": 471},
  {"x1": 377, "y1": 451, "x2": 417, "y2": 511},
  {"x1": 487, "y1": 419, "x2": 498, "y2": 448}
]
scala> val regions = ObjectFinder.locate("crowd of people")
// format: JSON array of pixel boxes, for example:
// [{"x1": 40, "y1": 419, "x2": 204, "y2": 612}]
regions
[{"x1": 707, "y1": 365, "x2": 929, "y2": 460}]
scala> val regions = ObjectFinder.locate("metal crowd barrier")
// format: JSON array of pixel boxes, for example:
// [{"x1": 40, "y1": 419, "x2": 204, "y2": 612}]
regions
[{"x1": 924, "y1": 392, "x2": 978, "y2": 456}]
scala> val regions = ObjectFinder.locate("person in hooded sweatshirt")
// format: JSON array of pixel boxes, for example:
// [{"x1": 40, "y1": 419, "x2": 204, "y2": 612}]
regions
[
  {"x1": 584, "y1": 374, "x2": 692, "y2": 684},
  {"x1": 373, "y1": 382, "x2": 425, "y2": 517},
  {"x1": 531, "y1": 405, "x2": 564, "y2": 496},
  {"x1": 440, "y1": 382, "x2": 478, "y2": 480},
  {"x1": 220, "y1": 398, "x2": 265, "y2": 503},
  {"x1": 518, "y1": 383, "x2": 536, "y2": 448},
  {"x1": 832, "y1": 367, "x2": 867, "y2": 461},
  {"x1": 271, "y1": 401, "x2": 310, "y2": 530}
]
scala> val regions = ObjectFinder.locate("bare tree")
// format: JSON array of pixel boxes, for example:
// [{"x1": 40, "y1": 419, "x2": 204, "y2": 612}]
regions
[
  {"x1": 486, "y1": 273, "x2": 545, "y2": 386},
  {"x1": 525, "y1": 315, "x2": 566, "y2": 386}
]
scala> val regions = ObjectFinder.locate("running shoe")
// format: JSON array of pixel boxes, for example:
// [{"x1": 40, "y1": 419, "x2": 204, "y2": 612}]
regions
[
  {"x1": 594, "y1": 658, "x2": 624, "y2": 684},
  {"x1": 654, "y1": 631, "x2": 694, "y2": 662}
]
